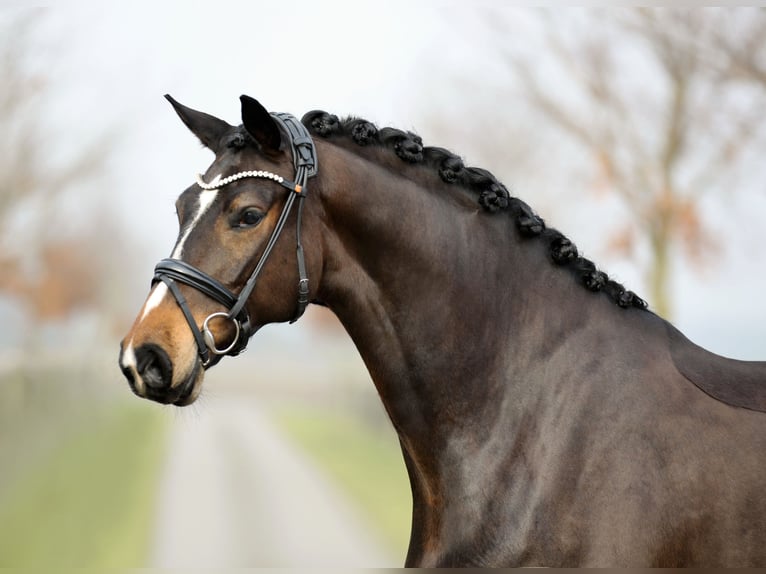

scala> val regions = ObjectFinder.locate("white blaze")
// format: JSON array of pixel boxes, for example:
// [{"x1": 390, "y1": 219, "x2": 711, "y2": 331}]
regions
[
  {"x1": 124, "y1": 179, "x2": 221, "y2": 364},
  {"x1": 120, "y1": 281, "x2": 169, "y2": 380},
  {"x1": 140, "y1": 282, "x2": 169, "y2": 322},
  {"x1": 121, "y1": 341, "x2": 138, "y2": 370},
  {"x1": 172, "y1": 180, "x2": 221, "y2": 259}
]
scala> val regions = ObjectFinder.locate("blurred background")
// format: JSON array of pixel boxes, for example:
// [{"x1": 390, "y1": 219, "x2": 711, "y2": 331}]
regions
[{"x1": 1, "y1": 3, "x2": 764, "y2": 568}]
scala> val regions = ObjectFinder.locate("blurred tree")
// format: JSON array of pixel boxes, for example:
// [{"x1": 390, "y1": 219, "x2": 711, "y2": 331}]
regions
[
  {"x1": 500, "y1": 8, "x2": 766, "y2": 319},
  {"x1": 696, "y1": 8, "x2": 766, "y2": 88},
  {"x1": 0, "y1": 11, "x2": 117, "y2": 344},
  {"x1": 0, "y1": 14, "x2": 98, "y2": 234},
  {"x1": 22, "y1": 239, "x2": 100, "y2": 322}
]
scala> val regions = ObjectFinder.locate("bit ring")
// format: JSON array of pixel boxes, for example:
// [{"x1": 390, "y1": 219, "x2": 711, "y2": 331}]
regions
[{"x1": 202, "y1": 312, "x2": 241, "y2": 356}]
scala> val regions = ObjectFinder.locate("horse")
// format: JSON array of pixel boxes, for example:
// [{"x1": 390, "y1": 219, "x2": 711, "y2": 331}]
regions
[{"x1": 119, "y1": 95, "x2": 766, "y2": 567}]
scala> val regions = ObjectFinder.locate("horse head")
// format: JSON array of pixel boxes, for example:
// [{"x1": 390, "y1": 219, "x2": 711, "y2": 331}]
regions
[{"x1": 119, "y1": 95, "x2": 320, "y2": 405}]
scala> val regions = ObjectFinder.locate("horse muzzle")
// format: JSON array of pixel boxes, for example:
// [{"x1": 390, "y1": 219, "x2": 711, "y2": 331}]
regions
[{"x1": 119, "y1": 342, "x2": 203, "y2": 406}]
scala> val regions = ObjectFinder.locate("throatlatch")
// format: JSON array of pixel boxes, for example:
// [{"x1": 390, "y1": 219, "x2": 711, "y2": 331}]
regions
[{"x1": 153, "y1": 112, "x2": 317, "y2": 367}]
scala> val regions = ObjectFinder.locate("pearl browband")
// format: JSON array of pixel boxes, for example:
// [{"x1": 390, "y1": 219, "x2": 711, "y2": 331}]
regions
[{"x1": 195, "y1": 170, "x2": 303, "y2": 195}]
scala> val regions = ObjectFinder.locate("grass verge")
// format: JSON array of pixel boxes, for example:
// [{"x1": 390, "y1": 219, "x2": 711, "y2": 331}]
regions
[
  {"x1": 274, "y1": 403, "x2": 412, "y2": 558},
  {"x1": 0, "y1": 402, "x2": 167, "y2": 567}
]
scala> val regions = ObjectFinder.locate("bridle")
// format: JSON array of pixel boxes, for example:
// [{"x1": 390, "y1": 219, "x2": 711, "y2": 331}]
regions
[{"x1": 153, "y1": 112, "x2": 317, "y2": 368}]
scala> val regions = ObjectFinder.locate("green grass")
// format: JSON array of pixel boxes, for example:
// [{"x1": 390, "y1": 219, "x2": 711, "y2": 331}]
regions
[
  {"x1": 0, "y1": 402, "x2": 168, "y2": 567},
  {"x1": 275, "y1": 404, "x2": 412, "y2": 557}
]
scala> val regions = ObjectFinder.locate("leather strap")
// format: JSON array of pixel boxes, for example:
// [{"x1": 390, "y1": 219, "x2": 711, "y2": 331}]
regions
[
  {"x1": 158, "y1": 275, "x2": 211, "y2": 366},
  {"x1": 273, "y1": 112, "x2": 318, "y2": 177},
  {"x1": 154, "y1": 258, "x2": 240, "y2": 313},
  {"x1": 291, "y1": 195, "x2": 309, "y2": 323},
  {"x1": 272, "y1": 111, "x2": 312, "y2": 322}
]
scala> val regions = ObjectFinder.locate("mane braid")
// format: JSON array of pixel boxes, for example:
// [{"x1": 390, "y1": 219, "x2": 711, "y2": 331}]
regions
[{"x1": 301, "y1": 111, "x2": 648, "y2": 311}]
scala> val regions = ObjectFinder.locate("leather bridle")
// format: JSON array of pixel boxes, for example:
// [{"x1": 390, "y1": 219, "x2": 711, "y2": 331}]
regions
[{"x1": 153, "y1": 112, "x2": 317, "y2": 368}]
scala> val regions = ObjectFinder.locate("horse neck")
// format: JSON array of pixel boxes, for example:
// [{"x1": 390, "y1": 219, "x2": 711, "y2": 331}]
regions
[
  {"x1": 310, "y1": 143, "x2": 654, "y2": 562},
  {"x1": 313, "y1": 142, "x2": 597, "y2": 448}
]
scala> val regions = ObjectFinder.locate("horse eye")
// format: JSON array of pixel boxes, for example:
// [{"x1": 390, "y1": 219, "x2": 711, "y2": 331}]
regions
[{"x1": 237, "y1": 208, "x2": 263, "y2": 228}]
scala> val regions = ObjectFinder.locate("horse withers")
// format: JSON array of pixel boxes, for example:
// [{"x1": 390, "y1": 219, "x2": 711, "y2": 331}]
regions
[{"x1": 119, "y1": 95, "x2": 766, "y2": 567}]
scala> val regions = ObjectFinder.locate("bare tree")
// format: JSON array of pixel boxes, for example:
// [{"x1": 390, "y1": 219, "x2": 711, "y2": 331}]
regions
[
  {"x1": 0, "y1": 11, "x2": 120, "y2": 344},
  {"x1": 0, "y1": 13, "x2": 99, "y2": 234},
  {"x1": 495, "y1": 9, "x2": 766, "y2": 319},
  {"x1": 689, "y1": 8, "x2": 766, "y2": 89}
]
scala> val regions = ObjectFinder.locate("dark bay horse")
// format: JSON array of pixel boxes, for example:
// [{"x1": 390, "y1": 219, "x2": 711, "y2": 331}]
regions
[{"x1": 119, "y1": 95, "x2": 766, "y2": 567}]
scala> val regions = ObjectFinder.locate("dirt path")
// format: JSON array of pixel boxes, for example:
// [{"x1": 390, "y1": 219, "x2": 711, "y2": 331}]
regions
[{"x1": 149, "y1": 394, "x2": 396, "y2": 567}]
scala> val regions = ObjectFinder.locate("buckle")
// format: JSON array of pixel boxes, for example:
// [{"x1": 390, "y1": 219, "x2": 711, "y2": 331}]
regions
[{"x1": 297, "y1": 278, "x2": 309, "y2": 301}]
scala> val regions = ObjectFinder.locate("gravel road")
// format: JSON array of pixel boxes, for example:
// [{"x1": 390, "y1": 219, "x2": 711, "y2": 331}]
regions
[{"x1": 148, "y1": 393, "x2": 397, "y2": 567}]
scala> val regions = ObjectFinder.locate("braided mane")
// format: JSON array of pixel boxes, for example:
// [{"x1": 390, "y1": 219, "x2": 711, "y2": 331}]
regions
[{"x1": 301, "y1": 111, "x2": 647, "y2": 311}]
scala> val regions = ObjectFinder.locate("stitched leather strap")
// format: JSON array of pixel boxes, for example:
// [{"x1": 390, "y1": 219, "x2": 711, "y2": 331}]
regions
[
  {"x1": 154, "y1": 258, "x2": 240, "y2": 312},
  {"x1": 273, "y1": 112, "x2": 318, "y2": 177},
  {"x1": 158, "y1": 275, "x2": 211, "y2": 366}
]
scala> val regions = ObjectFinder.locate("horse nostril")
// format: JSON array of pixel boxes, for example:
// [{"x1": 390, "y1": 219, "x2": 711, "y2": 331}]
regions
[{"x1": 136, "y1": 344, "x2": 173, "y2": 390}]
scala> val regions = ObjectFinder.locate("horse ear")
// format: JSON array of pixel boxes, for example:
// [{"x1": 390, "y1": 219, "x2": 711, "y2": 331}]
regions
[
  {"x1": 240, "y1": 95, "x2": 282, "y2": 152},
  {"x1": 165, "y1": 95, "x2": 232, "y2": 152}
]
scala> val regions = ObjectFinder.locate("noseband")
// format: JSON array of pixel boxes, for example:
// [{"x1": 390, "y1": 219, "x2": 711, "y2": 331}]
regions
[{"x1": 153, "y1": 113, "x2": 317, "y2": 367}]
